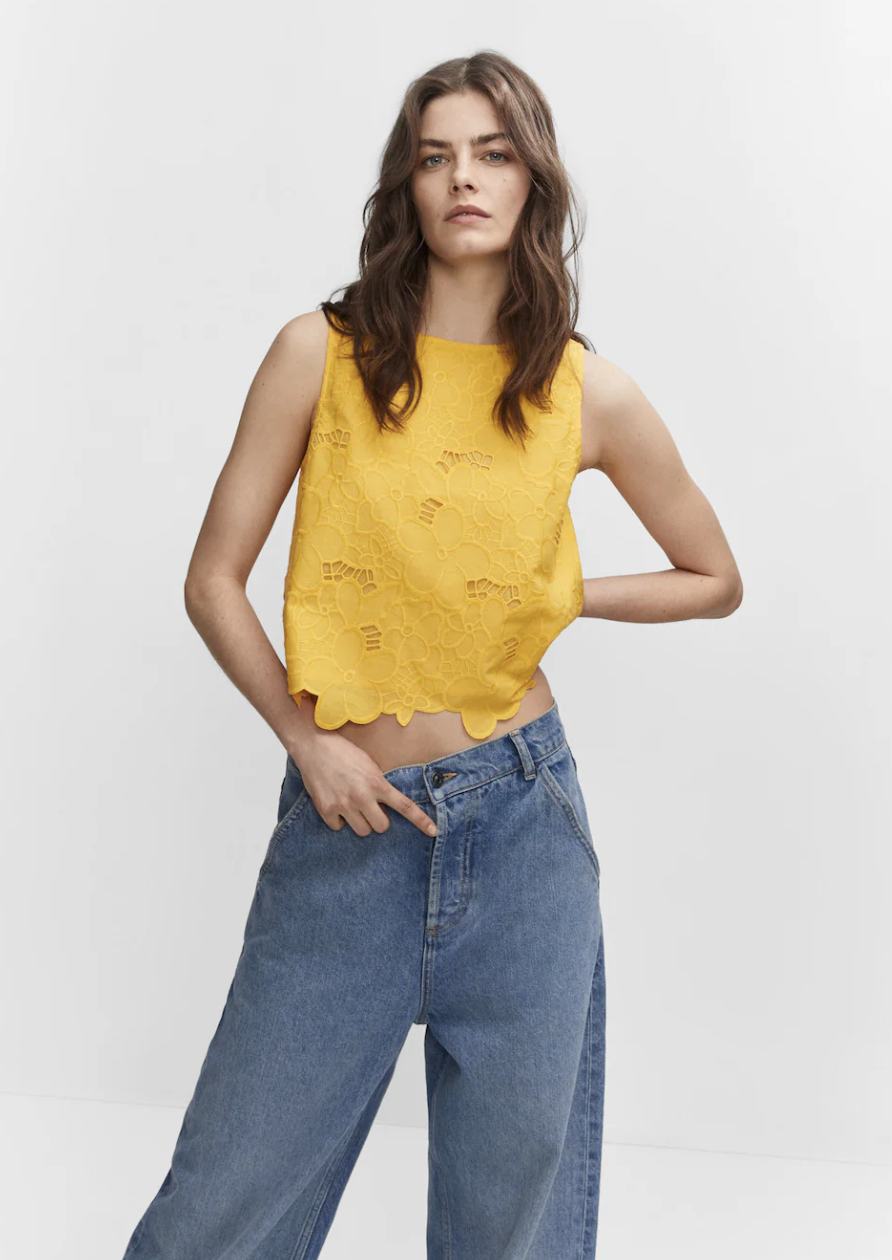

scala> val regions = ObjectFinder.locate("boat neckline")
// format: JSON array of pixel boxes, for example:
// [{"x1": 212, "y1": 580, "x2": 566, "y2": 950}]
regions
[{"x1": 417, "y1": 332, "x2": 507, "y2": 348}]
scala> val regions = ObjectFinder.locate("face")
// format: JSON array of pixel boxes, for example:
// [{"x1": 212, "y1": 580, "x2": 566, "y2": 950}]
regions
[{"x1": 410, "y1": 90, "x2": 532, "y2": 262}]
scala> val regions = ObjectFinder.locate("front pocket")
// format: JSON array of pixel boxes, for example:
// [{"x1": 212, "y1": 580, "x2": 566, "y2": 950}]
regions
[
  {"x1": 257, "y1": 782, "x2": 310, "y2": 885},
  {"x1": 539, "y1": 746, "x2": 601, "y2": 883}
]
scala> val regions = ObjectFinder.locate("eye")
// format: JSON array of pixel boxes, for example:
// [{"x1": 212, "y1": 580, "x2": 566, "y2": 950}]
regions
[{"x1": 420, "y1": 151, "x2": 510, "y2": 169}]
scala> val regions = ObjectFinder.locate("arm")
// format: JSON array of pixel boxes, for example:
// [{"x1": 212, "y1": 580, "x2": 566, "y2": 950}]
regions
[
  {"x1": 183, "y1": 309, "x2": 329, "y2": 755},
  {"x1": 183, "y1": 309, "x2": 438, "y2": 839},
  {"x1": 577, "y1": 350, "x2": 743, "y2": 622}
]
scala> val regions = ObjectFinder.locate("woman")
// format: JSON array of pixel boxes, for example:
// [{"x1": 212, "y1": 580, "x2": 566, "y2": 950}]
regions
[{"x1": 122, "y1": 51, "x2": 742, "y2": 1260}]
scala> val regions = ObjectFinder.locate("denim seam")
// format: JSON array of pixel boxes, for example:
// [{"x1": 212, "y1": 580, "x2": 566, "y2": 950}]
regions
[
  {"x1": 413, "y1": 737, "x2": 568, "y2": 805},
  {"x1": 580, "y1": 974, "x2": 594, "y2": 1259},
  {"x1": 257, "y1": 788, "x2": 311, "y2": 884},
  {"x1": 415, "y1": 833, "x2": 441, "y2": 1021},
  {"x1": 539, "y1": 762, "x2": 601, "y2": 882},
  {"x1": 416, "y1": 929, "x2": 434, "y2": 1024},
  {"x1": 426, "y1": 782, "x2": 478, "y2": 936},
  {"x1": 129, "y1": 1216, "x2": 146, "y2": 1253},
  {"x1": 289, "y1": 1119, "x2": 358, "y2": 1260},
  {"x1": 428, "y1": 1048, "x2": 453, "y2": 1260}
]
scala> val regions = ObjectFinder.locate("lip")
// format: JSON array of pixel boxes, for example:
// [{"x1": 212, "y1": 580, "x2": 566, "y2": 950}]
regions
[{"x1": 446, "y1": 204, "x2": 490, "y2": 222}]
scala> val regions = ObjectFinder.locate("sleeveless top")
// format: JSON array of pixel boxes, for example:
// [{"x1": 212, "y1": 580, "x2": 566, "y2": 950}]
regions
[{"x1": 282, "y1": 323, "x2": 585, "y2": 740}]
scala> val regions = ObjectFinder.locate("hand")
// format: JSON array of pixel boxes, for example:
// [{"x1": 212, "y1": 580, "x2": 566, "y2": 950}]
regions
[{"x1": 290, "y1": 732, "x2": 438, "y2": 838}]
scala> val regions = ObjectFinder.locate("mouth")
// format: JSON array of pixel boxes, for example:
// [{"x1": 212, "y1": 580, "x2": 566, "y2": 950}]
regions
[{"x1": 446, "y1": 206, "x2": 490, "y2": 223}]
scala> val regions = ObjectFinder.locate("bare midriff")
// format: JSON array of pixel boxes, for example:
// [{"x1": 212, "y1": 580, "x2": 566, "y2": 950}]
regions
[{"x1": 298, "y1": 665, "x2": 554, "y2": 774}]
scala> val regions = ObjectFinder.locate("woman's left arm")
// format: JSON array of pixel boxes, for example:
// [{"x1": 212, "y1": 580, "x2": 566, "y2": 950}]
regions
[{"x1": 577, "y1": 350, "x2": 743, "y2": 623}]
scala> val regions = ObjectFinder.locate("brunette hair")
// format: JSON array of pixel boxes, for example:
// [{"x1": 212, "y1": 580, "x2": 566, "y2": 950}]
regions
[{"x1": 319, "y1": 49, "x2": 594, "y2": 447}]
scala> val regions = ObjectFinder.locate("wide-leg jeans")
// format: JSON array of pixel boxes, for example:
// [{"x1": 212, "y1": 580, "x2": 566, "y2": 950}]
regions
[{"x1": 121, "y1": 698, "x2": 606, "y2": 1259}]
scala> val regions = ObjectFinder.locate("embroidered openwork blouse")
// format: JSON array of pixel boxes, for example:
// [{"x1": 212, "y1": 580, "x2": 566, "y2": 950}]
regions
[{"x1": 282, "y1": 323, "x2": 585, "y2": 739}]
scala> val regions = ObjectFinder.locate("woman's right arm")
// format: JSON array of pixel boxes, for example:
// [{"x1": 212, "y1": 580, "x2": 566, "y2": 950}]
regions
[
  {"x1": 183, "y1": 310, "x2": 438, "y2": 840},
  {"x1": 183, "y1": 309, "x2": 328, "y2": 763}
]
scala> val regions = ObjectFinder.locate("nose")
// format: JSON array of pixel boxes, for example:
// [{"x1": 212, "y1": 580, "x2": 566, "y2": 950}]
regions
[{"x1": 451, "y1": 149, "x2": 477, "y2": 191}]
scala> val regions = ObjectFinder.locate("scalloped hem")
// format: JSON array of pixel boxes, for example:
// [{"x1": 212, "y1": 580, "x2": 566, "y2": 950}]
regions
[{"x1": 287, "y1": 678, "x2": 538, "y2": 742}]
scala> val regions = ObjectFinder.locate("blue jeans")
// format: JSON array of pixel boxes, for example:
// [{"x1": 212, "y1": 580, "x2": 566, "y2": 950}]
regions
[{"x1": 122, "y1": 698, "x2": 606, "y2": 1259}]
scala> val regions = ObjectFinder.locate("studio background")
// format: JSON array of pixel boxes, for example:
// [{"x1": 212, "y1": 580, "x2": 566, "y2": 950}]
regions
[{"x1": 2, "y1": 0, "x2": 889, "y2": 1222}]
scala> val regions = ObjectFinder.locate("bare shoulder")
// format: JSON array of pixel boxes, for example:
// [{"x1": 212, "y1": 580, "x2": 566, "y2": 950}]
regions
[
  {"x1": 279, "y1": 306, "x2": 331, "y2": 347},
  {"x1": 222, "y1": 308, "x2": 334, "y2": 495},
  {"x1": 272, "y1": 308, "x2": 331, "y2": 412},
  {"x1": 578, "y1": 347, "x2": 649, "y2": 475},
  {"x1": 183, "y1": 310, "x2": 336, "y2": 592}
]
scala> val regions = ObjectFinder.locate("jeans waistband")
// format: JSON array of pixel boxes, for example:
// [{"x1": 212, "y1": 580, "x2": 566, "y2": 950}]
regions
[{"x1": 379, "y1": 699, "x2": 569, "y2": 804}]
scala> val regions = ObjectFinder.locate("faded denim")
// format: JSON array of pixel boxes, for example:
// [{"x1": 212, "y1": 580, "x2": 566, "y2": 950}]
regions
[{"x1": 121, "y1": 698, "x2": 606, "y2": 1259}]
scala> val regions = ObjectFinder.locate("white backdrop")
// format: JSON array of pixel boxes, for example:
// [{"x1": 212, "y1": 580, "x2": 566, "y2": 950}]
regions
[{"x1": 2, "y1": 0, "x2": 889, "y2": 1171}]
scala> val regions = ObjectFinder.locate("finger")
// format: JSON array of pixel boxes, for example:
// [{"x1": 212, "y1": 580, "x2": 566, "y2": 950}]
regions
[
  {"x1": 358, "y1": 798, "x2": 395, "y2": 835},
  {"x1": 343, "y1": 807, "x2": 374, "y2": 837},
  {"x1": 381, "y1": 784, "x2": 438, "y2": 836},
  {"x1": 317, "y1": 806, "x2": 345, "y2": 831},
  {"x1": 318, "y1": 798, "x2": 378, "y2": 836}
]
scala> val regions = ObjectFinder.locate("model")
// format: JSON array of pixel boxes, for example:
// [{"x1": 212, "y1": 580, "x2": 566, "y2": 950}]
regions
[{"x1": 121, "y1": 49, "x2": 743, "y2": 1260}]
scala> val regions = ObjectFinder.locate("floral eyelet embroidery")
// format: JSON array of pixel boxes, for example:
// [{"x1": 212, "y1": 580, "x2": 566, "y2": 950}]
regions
[{"x1": 284, "y1": 327, "x2": 585, "y2": 740}]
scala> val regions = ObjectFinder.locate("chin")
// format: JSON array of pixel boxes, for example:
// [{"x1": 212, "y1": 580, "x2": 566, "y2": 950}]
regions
[{"x1": 436, "y1": 236, "x2": 509, "y2": 259}]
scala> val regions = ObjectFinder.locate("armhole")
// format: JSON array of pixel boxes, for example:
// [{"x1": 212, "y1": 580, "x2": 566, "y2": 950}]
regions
[
  {"x1": 569, "y1": 338, "x2": 585, "y2": 470},
  {"x1": 319, "y1": 319, "x2": 339, "y2": 409},
  {"x1": 305, "y1": 319, "x2": 339, "y2": 454},
  {"x1": 568, "y1": 340, "x2": 585, "y2": 617}
]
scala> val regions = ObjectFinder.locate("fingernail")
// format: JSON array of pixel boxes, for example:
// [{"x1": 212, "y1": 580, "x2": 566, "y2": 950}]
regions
[{"x1": 428, "y1": 824, "x2": 438, "y2": 835}]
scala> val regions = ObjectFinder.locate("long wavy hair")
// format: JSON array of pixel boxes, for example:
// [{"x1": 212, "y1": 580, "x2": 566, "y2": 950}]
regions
[{"x1": 320, "y1": 50, "x2": 594, "y2": 448}]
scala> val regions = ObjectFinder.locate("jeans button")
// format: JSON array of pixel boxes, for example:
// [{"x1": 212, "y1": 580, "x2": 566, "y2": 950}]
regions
[{"x1": 432, "y1": 771, "x2": 444, "y2": 788}]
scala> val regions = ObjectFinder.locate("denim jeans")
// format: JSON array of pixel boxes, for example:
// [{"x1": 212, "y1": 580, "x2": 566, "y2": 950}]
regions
[{"x1": 122, "y1": 698, "x2": 606, "y2": 1259}]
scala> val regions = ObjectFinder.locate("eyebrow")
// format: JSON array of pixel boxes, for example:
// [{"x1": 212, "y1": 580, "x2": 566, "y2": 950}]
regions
[{"x1": 418, "y1": 131, "x2": 510, "y2": 149}]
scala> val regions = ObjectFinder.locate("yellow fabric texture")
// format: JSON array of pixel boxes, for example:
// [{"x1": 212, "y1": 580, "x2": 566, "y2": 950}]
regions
[{"x1": 283, "y1": 324, "x2": 585, "y2": 739}]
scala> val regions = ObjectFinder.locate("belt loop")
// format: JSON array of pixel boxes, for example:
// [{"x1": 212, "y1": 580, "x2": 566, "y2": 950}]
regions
[{"x1": 508, "y1": 728, "x2": 537, "y2": 780}]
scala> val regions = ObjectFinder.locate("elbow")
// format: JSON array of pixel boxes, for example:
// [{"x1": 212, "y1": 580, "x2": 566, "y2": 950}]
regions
[
  {"x1": 717, "y1": 576, "x2": 744, "y2": 617},
  {"x1": 183, "y1": 565, "x2": 205, "y2": 610},
  {"x1": 183, "y1": 577, "x2": 204, "y2": 623},
  {"x1": 183, "y1": 571, "x2": 220, "y2": 617},
  {"x1": 184, "y1": 569, "x2": 246, "y2": 613}
]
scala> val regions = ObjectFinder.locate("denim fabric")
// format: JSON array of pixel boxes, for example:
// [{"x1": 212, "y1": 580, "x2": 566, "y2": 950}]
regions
[{"x1": 122, "y1": 698, "x2": 606, "y2": 1259}]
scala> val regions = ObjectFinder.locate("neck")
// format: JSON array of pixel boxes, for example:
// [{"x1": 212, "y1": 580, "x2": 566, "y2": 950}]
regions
[{"x1": 421, "y1": 251, "x2": 508, "y2": 344}]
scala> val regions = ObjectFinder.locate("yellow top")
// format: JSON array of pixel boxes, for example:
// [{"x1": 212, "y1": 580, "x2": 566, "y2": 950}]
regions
[{"x1": 283, "y1": 324, "x2": 585, "y2": 740}]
